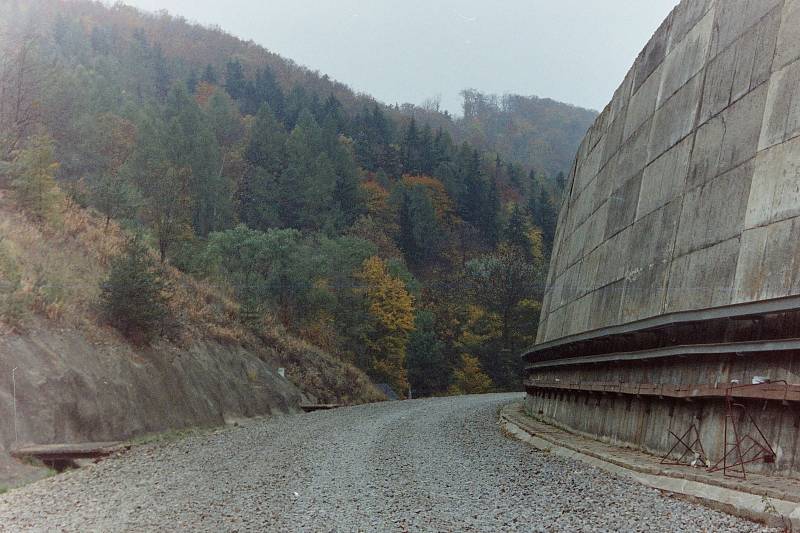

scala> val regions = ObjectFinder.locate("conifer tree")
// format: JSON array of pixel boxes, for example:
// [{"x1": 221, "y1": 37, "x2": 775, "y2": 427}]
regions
[
  {"x1": 206, "y1": 89, "x2": 243, "y2": 148},
  {"x1": 201, "y1": 64, "x2": 218, "y2": 85},
  {"x1": 458, "y1": 146, "x2": 485, "y2": 226},
  {"x1": 164, "y1": 82, "x2": 230, "y2": 236},
  {"x1": 395, "y1": 185, "x2": 442, "y2": 266},
  {"x1": 186, "y1": 69, "x2": 199, "y2": 93},
  {"x1": 536, "y1": 188, "x2": 557, "y2": 252},
  {"x1": 482, "y1": 174, "x2": 501, "y2": 244},
  {"x1": 353, "y1": 105, "x2": 396, "y2": 174},
  {"x1": 419, "y1": 124, "x2": 434, "y2": 174},
  {"x1": 407, "y1": 310, "x2": 448, "y2": 397},
  {"x1": 152, "y1": 44, "x2": 170, "y2": 100},
  {"x1": 224, "y1": 60, "x2": 246, "y2": 100},
  {"x1": 555, "y1": 171, "x2": 566, "y2": 192},
  {"x1": 431, "y1": 127, "x2": 453, "y2": 171},
  {"x1": 275, "y1": 110, "x2": 331, "y2": 229},
  {"x1": 90, "y1": 173, "x2": 142, "y2": 229},
  {"x1": 239, "y1": 104, "x2": 287, "y2": 230},
  {"x1": 256, "y1": 66, "x2": 285, "y2": 119},
  {"x1": 503, "y1": 203, "x2": 533, "y2": 258},
  {"x1": 400, "y1": 118, "x2": 422, "y2": 175},
  {"x1": 244, "y1": 104, "x2": 287, "y2": 173},
  {"x1": 100, "y1": 235, "x2": 170, "y2": 342},
  {"x1": 11, "y1": 135, "x2": 61, "y2": 221}
]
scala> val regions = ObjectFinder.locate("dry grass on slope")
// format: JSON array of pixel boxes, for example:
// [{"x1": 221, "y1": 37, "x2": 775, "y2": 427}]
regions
[
  {"x1": 0, "y1": 190, "x2": 384, "y2": 405},
  {"x1": 0, "y1": 190, "x2": 126, "y2": 332}
]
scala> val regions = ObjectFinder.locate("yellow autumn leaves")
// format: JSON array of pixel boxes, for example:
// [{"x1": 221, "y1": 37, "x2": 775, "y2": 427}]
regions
[{"x1": 357, "y1": 256, "x2": 414, "y2": 397}]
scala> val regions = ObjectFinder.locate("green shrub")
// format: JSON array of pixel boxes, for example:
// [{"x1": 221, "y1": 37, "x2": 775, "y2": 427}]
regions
[
  {"x1": 100, "y1": 235, "x2": 171, "y2": 342},
  {"x1": 0, "y1": 239, "x2": 30, "y2": 329}
]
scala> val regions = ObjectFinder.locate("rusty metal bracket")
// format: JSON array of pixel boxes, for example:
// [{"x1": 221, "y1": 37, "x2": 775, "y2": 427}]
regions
[
  {"x1": 661, "y1": 424, "x2": 708, "y2": 467},
  {"x1": 708, "y1": 391, "x2": 777, "y2": 479}
]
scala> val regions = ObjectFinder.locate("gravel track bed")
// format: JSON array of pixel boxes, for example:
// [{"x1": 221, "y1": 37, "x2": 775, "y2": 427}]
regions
[{"x1": 0, "y1": 393, "x2": 772, "y2": 532}]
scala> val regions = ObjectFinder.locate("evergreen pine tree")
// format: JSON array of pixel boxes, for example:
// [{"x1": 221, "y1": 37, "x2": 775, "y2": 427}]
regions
[
  {"x1": 100, "y1": 236, "x2": 170, "y2": 342},
  {"x1": 401, "y1": 118, "x2": 421, "y2": 175},
  {"x1": 164, "y1": 82, "x2": 229, "y2": 236},
  {"x1": 482, "y1": 174, "x2": 501, "y2": 244},
  {"x1": 201, "y1": 64, "x2": 218, "y2": 84},
  {"x1": 419, "y1": 124, "x2": 434, "y2": 174},
  {"x1": 503, "y1": 203, "x2": 533, "y2": 258},
  {"x1": 458, "y1": 147, "x2": 485, "y2": 226},
  {"x1": 239, "y1": 104, "x2": 288, "y2": 230},
  {"x1": 257, "y1": 66, "x2": 285, "y2": 119},
  {"x1": 11, "y1": 135, "x2": 61, "y2": 221},
  {"x1": 394, "y1": 185, "x2": 442, "y2": 266},
  {"x1": 268, "y1": 110, "x2": 332, "y2": 229},
  {"x1": 244, "y1": 104, "x2": 287, "y2": 173},
  {"x1": 537, "y1": 188, "x2": 557, "y2": 252},
  {"x1": 152, "y1": 44, "x2": 170, "y2": 100},
  {"x1": 407, "y1": 310, "x2": 448, "y2": 397},
  {"x1": 396, "y1": 188, "x2": 416, "y2": 260},
  {"x1": 186, "y1": 69, "x2": 199, "y2": 93},
  {"x1": 224, "y1": 60, "x2": 247, "y2": 100},
  {"x1": 90, "y1": 173, "x2": 142, "y2": 229},
  {"x1": 555, "y1": 171, "x2": 567, "y2": 197}
]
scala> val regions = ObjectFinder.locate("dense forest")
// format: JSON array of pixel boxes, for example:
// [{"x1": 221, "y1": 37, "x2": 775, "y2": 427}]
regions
[
  {"x1": 408, "y1": 90, "x2": 597, "y2": 178},
  {"x1": 0, "y1": 0, "x2": 589, "y2": 397}
]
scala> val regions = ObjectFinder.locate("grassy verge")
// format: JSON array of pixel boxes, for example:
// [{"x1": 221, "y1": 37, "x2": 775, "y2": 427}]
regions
[{"x1": 126, "y1": 425, "x2": 223, "y2": 448}]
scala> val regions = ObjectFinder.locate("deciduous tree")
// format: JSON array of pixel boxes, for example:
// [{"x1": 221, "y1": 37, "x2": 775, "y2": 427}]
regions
[
  {"x1": 449, "y1": 354, "x2": 492, "y2": 395},
  {"x1": 358, "y1": 256, "x2": 415, "y2": 396}
]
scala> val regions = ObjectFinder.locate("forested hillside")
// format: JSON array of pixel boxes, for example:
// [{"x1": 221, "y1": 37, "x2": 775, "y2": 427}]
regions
[
  {"x1": 0, "y1": 0, "x2": 583, "y2": 396},
  {"x1": 405, "y1": 91, "x2": 597, "y2": 179},
  {"x1": 456, "y1": 90, "x2": 597, "y2": 178}
]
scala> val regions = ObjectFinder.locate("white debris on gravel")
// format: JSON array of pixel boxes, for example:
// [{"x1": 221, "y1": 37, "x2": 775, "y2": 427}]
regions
[{"x1": 0, "y1": 393, "x2": 775, "y2": 532}]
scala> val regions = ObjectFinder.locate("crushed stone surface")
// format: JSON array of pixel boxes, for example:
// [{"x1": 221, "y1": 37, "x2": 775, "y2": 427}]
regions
[{"x1": 0, "y1": 393, "x2": 773, "y2": 532}]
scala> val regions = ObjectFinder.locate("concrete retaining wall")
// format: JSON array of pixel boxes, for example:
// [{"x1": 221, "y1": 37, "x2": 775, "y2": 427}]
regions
[
  {"x1": 526, "y1": 352, "x2": 800, "y2": 475},
  {"x1": 0, "y1": 324, "x2": 303, "y2": 452},
  {"x1": 530, "y1": 0, "x2": 800, "y2": 477},
  {"x1": 538, "y1": 0, "x2": 800, "y2": 344}
]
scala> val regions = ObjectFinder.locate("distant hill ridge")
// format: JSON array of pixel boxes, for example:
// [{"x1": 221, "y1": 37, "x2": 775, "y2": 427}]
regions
[{"x1": 38, "y1": 0, "x2": 595, "y2": 178}]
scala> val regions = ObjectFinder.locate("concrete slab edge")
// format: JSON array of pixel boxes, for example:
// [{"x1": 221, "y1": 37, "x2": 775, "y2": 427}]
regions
[{"x1": 500, "y1": 404, "x2": 798, "y2": 531}]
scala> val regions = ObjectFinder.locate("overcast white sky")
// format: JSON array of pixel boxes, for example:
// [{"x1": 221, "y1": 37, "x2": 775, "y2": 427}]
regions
[{"x1": 119, "y1": 0, "x2": 678, "y2": 114}]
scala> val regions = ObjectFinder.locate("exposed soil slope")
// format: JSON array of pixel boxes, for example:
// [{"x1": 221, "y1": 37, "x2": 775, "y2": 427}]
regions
[{"x1": 0, "y1": 190, "x2": 383, "y2": 484}]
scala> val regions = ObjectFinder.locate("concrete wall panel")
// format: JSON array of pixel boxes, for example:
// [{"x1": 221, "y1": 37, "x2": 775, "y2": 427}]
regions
[
  {"x1": 537, "y1": 0, "x2": 800, "y2": 344},
  {"x1": 710, "y1": 0, "x2": 783, "y2": 57},
  {"x1": 624, "y1": 69, "x2": 661, "y2": 143},
  {"x1": 670, "y1": 0, "x2": 716, "y2": 50},
  {"x1": 759, "y1": 59, "x2": 800, "y2": 151},
  {"x1": 775, "y1": 0, "x2": 800, "y2": 70},
  {"x1": 604, "y1": 173, "x2": 642, "y2": 239},
  {"x1": 664, "y1": 237, "x2": 740, "y2": 312},
  {"x1": 716, "y1": 83, "x2": 769, "y2": 175},
  {"x1": 745, "y1": 135, "x2": 800, "y2": 228},
  {"x1": 733, "y1": 217, "x2": 800, "y2": 302},
  {"x1": 674, "y1": 160, "x2": 753, "y2": 257},
  {"x1": 637, "y1": 136, "x2": 691, "y2": 220},
  {"x1": 658, "y1": 8, "x2": 714, "y2": 107}
]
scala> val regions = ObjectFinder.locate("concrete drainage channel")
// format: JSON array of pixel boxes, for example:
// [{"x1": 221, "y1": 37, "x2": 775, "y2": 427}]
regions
[{"x1": 500, "y1": 402, "x2": 800, "y2": 531}]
